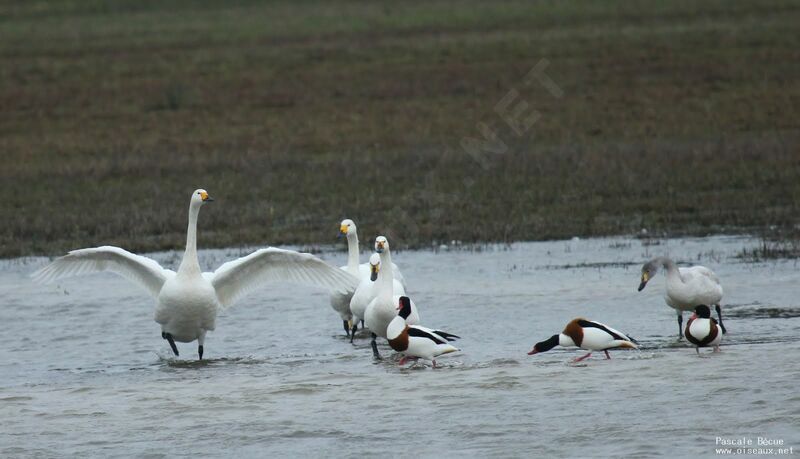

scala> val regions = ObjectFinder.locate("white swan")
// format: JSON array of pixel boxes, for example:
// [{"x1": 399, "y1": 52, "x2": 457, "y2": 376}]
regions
[
  {"x1": 32, "y1": 189, "x2": 357, "y2": 360},
  {"x1": 638, "y1": 256, "x2": 725, "y2": 337},
  {"x1": 330, "y1": 219, "x2": 406, "y2": 337},
  {"x1": 364, "y1": 236, "x2": 419, "y2": 359},
  {"x1": 348, "y1": 252, "x2": 405, "y2": 342}
]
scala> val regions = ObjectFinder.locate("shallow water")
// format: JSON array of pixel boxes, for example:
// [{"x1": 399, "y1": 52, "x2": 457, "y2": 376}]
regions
[{"x1": 1, "y1": 236, "x2": 798, "y2": 458}]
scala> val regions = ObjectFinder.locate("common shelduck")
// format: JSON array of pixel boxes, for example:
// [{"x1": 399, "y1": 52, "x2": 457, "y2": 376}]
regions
[
  {"x1": 638, "y1": 256, "x2": 725, "y2": 337},
  {"x1": 387, "y1": 296, "x2": 459, "y2": 368},
  {"x1": 684, "y1": 305, "x2": 723, "y2": 354},
  {"x1": 364, "y1": 236, "x2": 419, "y2": 359},
  {"x1": 527, "y1": 318, "x2": 638, "y2": 362}
]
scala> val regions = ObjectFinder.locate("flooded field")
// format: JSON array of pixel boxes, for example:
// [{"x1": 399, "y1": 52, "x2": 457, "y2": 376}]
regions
[{"x1": 1, "y1": 235, "x2": 798, "y2": 457}]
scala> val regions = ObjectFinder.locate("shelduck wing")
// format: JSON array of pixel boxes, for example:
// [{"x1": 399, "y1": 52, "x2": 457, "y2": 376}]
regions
[
  {"x1": 408, "y1": 326, "x2": 448, "y2": 345},
  {"x1": 412, "y1": 325, "x2": 459, "y2": 341},
  {"x1": 576, "y1": 319, "x2": 629, "y2": 342},
  {"x1": 430, "y1": 330, "x2": 460, "y2": 341}
]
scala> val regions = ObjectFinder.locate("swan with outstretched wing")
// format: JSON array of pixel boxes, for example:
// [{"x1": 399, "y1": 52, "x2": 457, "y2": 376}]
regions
[{"x1": 32, "y1": 189, "x2": 357, "y2": 360}]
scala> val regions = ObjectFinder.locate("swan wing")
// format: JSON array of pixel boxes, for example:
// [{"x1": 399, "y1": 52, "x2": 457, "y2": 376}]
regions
[
  {"x1": 391, "y1": 263, "x2": 407, "y2": 289},
  {"x1": 679, "y1": 266, "x2": 724, "y2": 301},
  {"x1": 31, "y1": 246, "x2": 172, "y2": 298},
  {"x1": 211, "y1": 247, "x2": 359, "y2": 309},
  {"x1": 681, "y1": 266, "x2": 720, "y2": 285}
]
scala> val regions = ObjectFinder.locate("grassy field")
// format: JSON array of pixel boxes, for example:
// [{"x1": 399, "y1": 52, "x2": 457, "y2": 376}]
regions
[{"x1": 1, "y1": 0, "x2": 799, "y2": 258}]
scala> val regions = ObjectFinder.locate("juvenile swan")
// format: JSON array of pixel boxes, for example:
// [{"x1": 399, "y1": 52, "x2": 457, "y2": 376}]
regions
[
  {"x1": 33, "y1": 189, "x2": 357, "y2": 360},
  {"x1": 638, "y1": 256, "x2": 725, "y2": 337}
]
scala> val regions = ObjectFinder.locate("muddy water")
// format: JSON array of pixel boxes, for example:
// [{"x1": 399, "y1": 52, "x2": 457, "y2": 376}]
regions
[{"x1": 1, "y1": 236, "x2": 798, "y2": 457}]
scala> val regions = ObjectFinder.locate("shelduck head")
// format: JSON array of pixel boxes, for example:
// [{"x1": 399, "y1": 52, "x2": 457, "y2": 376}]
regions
[
  {"x1": 375, "y1": 236, "x2": 389, "y2": 253},
  {"x1": 527, "y1": 334, "x2": 560, "y2": 355},
  {"x1": 692, "y1": 304, "x2": 711, "y2": 320},
  {"x1": 191, "y1": 188, "x2": 214, "y2": 207},
  {"x1": 369, "y1": 253, "x2": 381, "y2": 281},
  {"x1": 338, "y1": 219, "x2": 356, "y2": 239},
  {"x1": 396, "y1": 296, "x2": 412, "y2": 319},
  {"x1": 638, "y1": 260, "x2": 659, "y2": 291}
]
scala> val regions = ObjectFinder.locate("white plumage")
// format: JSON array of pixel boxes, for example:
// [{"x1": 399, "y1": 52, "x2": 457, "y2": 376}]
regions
[
  {"x1": 364, "y1": 236, "x2": 418, "y2": 340},
  {"x1": 32, "y1": 189, "x2": 357, "y2": 359},
  {"x1": 639, "y1": 257, "x2": 725, "y2": 336},
  {"x1": 330, "y1": 219, "x2": 405, "y2": 335},
  {"x1": 349, "y1": 252, "x2": 406, "y2": 339},
  {"x1": 685, "y1": 305, "x2": 723, "y2": 354},
  {"x1": 528, "y1": 318, "x2": 638, "y2": 362},
  {"x1": 386, "y1": 298, "x2": 459, "y2": 368}
]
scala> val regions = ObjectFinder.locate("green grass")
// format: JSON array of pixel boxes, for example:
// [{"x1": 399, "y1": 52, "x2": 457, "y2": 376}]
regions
[{"x1": 1, "y1": 0, "x2": 799, "y2": 258}]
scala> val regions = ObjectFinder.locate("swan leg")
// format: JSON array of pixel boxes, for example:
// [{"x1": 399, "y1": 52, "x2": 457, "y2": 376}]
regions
[
  {"x1": 604, "y1": 350, "x2": 611, "y2": 359},
  {"x1": 370, "y1": 333, "x2": 382, "y2": 360},
  {"x1": 198, "y1": 331, "x2": 205, "y2": 360},
  {"x1": 164, "y1": 333, "x2": 179, "y2": 356},
  {"x1": 573, "y1": 352, "x2": 592, "y2": 362},
  {"x1": 715, "y1": 304, "x2": 727, "y2": 334},
  {"x1": 342, "y1": 320, "x2": 351, "y2": 338},
  {"x1": 677, "y1": 312, "x2": 683, "y2": 338},
  {"x1": 349, "y1": 323, "x2": 358, "y2": 344}
]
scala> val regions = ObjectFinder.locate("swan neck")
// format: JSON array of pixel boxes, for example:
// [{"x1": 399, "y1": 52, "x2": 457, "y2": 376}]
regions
[
  {"x1": 179, "y1": 203, "x2": 201, "y2": 274},
  {"x1": 378, "y1": 249, "x2": 394, "y2": 301},
  {"x1": 659, "y1": 257, "x2": 682, "y2": 282},
  {"x1": 346, "y1": 233, "x2": 360, "y2": 275}
]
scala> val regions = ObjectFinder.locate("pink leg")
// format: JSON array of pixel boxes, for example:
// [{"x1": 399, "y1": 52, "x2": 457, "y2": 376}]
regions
[
  {"x1": 432, "y1": 360, "x2": 437, "y2": 368},
  {"x1": 573, "y1": 352, "x2": 592, "y2": 362},
  {"x1": 398, "y1": 356, "x2": 408, "y2": 366},
  {"x1": 713, "y1": 346, "x2": 721, "y2": 353},
  {"x1": 604, "y1": 350, "x2": 611, "y2": 359}
]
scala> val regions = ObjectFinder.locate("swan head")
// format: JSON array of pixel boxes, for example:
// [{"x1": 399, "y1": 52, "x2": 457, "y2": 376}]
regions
[
  {"x1": 374, "y1": 236, "x2": 389, "y2": 254},
  {"x1": 338, "y1": 219, "x2": 356, "y2": 239},
  {"x1": 191, "y1": 189, "x2": 214, "y2": 206},
  {"x1": 369, "y1": 253, "x2": 381, "y2": 281},
  {"x1": 638, "y1": 260, "x2": 659, "y2": 291}
]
